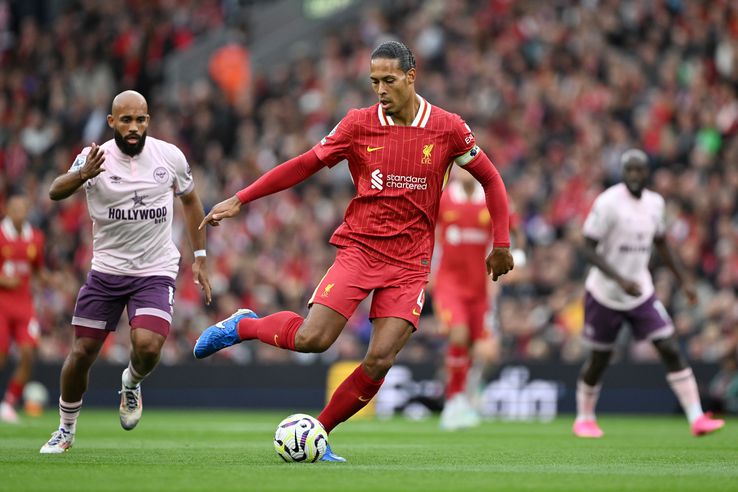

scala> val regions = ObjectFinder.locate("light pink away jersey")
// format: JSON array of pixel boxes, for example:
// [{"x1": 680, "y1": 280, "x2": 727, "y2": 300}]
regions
[
  {"x1": 69, "y1": 137, "x2": 194, "y2": 278},
  {"x1": 582, "y1": 183, "x2": 666, "y2": 310}
]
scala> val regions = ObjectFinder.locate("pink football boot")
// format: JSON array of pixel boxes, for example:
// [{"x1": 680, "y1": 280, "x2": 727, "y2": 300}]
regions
[
  {"x1": 573, "y1": 419, "x2": 604, "y2": 438},
  {"x1": 691, "y1": 413, "x2": 725, "y2": 437}
]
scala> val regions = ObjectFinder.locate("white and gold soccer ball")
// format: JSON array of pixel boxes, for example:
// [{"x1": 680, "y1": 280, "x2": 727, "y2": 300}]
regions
[{"x1": 273, "y1": 413, "x2": 328, "y2": 462}]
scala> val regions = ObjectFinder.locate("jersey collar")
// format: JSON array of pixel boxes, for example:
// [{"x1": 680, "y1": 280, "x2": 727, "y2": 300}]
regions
[
  {"x1": 1, "y1": 217, "x2": 32, "y2": 241},
  {"x1": 377, "y1": 94, "x2": 432, "y2": 128}
]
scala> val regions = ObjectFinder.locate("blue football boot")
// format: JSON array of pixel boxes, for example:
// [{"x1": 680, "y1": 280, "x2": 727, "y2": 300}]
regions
[
  {"x1": 320, "y1": 442, "x2": 346, "y2": 462},
  {"x1": 193, "y1": 309, "x2": 258, "y2": 359}
]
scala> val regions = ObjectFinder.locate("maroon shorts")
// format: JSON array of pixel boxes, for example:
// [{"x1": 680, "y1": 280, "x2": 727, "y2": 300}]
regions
[
  {"x1": 72, "y1": 270, "x2": 175, "y2": 339},
  {"x1": 583, "y1": 292, "x2": 674, "y2": 350},
  {"x1": 433, "y1": 289, "x2": 490, "y2": 342},
  {"x1": 309, "y1": 247, "x2": 429, "y2": 328},
  {"x1": 0, "y1": 301, "x2": 39, "y2": 353}
]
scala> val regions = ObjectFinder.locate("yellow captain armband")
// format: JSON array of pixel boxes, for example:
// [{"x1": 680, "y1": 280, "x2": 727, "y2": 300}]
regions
[{"x1": 454, "y1": 145, "x2": 480, "y2": 166}]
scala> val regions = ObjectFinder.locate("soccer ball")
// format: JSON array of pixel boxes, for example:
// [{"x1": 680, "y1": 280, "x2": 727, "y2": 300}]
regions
[
  {"x1": 273, "y1": 413, "x2": 328, "y2": 462},
  {"x1": 22, "y1": 381, "x2": 49, "y2": 417}
]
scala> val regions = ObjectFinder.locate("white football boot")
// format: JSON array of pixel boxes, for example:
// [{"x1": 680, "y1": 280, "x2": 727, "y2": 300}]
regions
[
  {"x1": 40, "y1": 428, "x2": 75, "y2": 453},
  {"x1": 0, "y1": 401, "x2": 19, "y2": 424},
  {"x1": 119, "y1": 371, "x2": 143, "y2": 431}
]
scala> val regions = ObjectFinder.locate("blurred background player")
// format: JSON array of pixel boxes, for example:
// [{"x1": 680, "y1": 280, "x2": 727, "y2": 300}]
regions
[
  {"x1": 194, "y1": 41, "x2": 514, "y2": 461},
  {"x1": 574, "y1": 149, "x2": 724, "y2": 438},
  {"x1": 433, "y1": 168, "x2": 526, "y2": 430},
  {"x1": 0, "y1": 191, "x2": 45, "y2": 423},
  {"x1": 39, "y1": 90, "x2": 211, "y2": 453}
]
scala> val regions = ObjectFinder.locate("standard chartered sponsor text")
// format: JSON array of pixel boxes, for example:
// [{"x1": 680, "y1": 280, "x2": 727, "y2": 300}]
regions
[{"x1": 386, "y1": 174, "x2": 428, "y2": 190}]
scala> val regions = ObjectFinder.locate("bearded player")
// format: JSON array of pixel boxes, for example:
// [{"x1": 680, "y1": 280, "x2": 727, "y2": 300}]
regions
[{"x1": 40, "y1": 90, "x2": 211, "y2": 453}]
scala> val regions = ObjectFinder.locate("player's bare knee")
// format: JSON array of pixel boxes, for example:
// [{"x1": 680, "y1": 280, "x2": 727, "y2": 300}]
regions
[
  {"x1": 653, "y1": 337, "x2": 685, "y2": 371},
  {"x1": 133, "y1": 339, "x2": 163, "y2": 362},
  {"x1": 294, "y1": 328, "x2": 333, "y2": 353},
  {"x1": 448, "y1": 326, "x2": 469, "y2": 347},
  {"x1": 362, "y1": 354, "x2": 394, "y2": 380},
  {"x1": 69, "y1": 343, "x2": 100, "y2": 366}
]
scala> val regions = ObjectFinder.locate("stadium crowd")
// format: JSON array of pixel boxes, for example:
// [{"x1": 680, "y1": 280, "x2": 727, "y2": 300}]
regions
[{"x1": 1, "y1": 0, "x2": 737, "y2": 369}]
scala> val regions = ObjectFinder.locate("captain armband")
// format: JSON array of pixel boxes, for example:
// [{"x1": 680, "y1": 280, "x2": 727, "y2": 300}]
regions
[{"x1": 454, "y1": 145, "x2": 481, "y2": 166}]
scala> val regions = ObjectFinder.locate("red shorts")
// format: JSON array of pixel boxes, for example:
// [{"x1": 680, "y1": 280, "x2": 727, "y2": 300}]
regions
[
  {"x1": 309, "y1": 247, "x2": 429, "y2": 329},
  {"x1": 433, "y1": 289, "x2": 491, "y2": 342},
  {"x1": 0, "y1": 302, "x2": 39, "y2": 353}
]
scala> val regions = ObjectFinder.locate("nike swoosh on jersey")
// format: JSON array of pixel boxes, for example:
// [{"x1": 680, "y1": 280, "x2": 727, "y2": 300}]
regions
[
  {"x1": 367, "y1": 146, "x2": 384, "y2": 153},
  {"x1": 358, "y1": 396, "x2": 370, "y2": 402},
  {"x1": 412, "y1": 309, "x2": 421, "y2": 316}
]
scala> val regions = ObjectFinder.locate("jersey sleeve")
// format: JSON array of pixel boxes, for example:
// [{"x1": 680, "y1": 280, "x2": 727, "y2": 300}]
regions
[
  {"x1": 450, "y1": 116, "x2": 480, "y2": 167},
  {"x1": 311, "y1": 110, "x2": 356, "y2": 168},
  {"x1": 171, "y1": 146, "x2": 195, "y2": 196},
  {"x1": 582, "y1": 195, "x2": 612, "y2": 240}
]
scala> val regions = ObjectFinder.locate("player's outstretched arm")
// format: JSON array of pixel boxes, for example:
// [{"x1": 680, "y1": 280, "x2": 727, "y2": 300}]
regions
[
  {"x1": 200, "y1": 195, "x2": 242, "y2": 229},
  {"x1": 49, "y1": 143, "x2": 106, "y2": 201},
  {"x1": 180, "y1": 189, "x2": 212, "y2": 305},
  {"x1": 654, "y1": 236, "x2": 697, "y2": 305},
  {"x1": 199, "y1": 149, "x2": 326, "y2": 229}
]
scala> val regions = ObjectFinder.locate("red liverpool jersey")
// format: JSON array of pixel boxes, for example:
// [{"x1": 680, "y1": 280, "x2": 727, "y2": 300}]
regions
[
  {"x1": 311, "y1": 95, "x2": 478, "y2": 271},
  {"x1": 435, "y1": 181, "x2": 492, "y2": 299},
  {"x1": 0, "y1": 218, "x2": 44, "y2": 305}
]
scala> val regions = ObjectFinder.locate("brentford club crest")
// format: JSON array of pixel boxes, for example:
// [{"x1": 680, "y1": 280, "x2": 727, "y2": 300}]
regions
[{"x1": 153, "y1": 167, "x2": 169, "y2": 183}]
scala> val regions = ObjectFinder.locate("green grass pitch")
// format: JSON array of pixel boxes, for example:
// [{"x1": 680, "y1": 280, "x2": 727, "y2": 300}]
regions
[{"x1": 1, "y1": 410, "x2": 737, "y2": 492}]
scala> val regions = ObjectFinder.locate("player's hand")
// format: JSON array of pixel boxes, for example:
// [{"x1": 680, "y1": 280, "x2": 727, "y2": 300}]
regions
[
  {"x1": 199, "y1": 195, "x2": 242, "y2": 229},
  {"x1": 192, "y1": 257, "x2": 212, "y2": 305},
  {"x1": 486, "y1": 247, "x2": 514, "y2": 281},
  {"x1": 80, "y1": 143, "x2": 106, "y2": 181},
  {"x1": 619, "y1": 278, "x2": 642, "y2": 297},
  {"x1": 682, "y1": 279, "x2": 698, "y2": 306}
]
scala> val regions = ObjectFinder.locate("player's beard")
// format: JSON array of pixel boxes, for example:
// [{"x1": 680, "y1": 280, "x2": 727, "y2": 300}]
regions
[{"x1": 114, "y1": 129, "x2": 147, "y2": 157}]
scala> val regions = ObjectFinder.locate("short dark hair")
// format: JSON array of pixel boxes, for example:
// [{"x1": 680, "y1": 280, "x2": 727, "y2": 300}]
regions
[{"x1": 371, "y1": 41, "x2": 416, "y2": 72}]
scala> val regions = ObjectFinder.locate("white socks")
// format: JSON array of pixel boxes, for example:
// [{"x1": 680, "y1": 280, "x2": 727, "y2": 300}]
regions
[
  {"x1": 58, "y1": 397, "x2": 82, "y2": 433},
  {"x1": 575, "y1": 380, "x2": 601, "y2": 422},
  {"x1": 667, "y1": 367, "x2": 703, "y2": 424},
  {"x1": 122, "y1": 363, "x2": 145, "y2": 389}
]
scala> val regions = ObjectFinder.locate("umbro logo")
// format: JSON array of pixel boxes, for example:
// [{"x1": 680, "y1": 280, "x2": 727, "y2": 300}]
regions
[{"x1": 109, "y1": 175, "x2": 123, "y2": 184}]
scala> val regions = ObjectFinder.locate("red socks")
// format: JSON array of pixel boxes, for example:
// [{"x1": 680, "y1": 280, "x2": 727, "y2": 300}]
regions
[
  {"x1": 445, "y1": 344, "x2": 470, "y2": 399},
  {"x1": 237, "y1": 311, "x2": 303, "y2": 351},
  {"x1": 318, "y1": 364, "x2": 384, "y2": 434},
  {"x1": 236, "y1": 315, "x2": 386, "y2": 434},
  {"x1": 3, "y1": 379, "x2": 23, "y2": 406}
]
